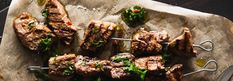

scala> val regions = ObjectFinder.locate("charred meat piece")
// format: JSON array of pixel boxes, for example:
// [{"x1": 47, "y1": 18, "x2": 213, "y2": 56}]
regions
[
  {"x1": 75, "y1": 55, "x2": 111, "y2": 76},
  {"x1": 48, "y1": 54, "x2": 76, "y2": 76},
  {"x1": 131, "y1": 28, "x2": 164, "y2": 56},
  {"x1": 109, "y1": 67, "x2": 131, "y2": 80},
  {"x1": 13, "y1": 12, "x2": 55, "y2": 51},
  {"x1": 168, "y1": 28, "x2": 197, "y2": 57},
  {"x1": 45, "y1": 0, "x2": 76, "y2": 45},
  {"x1": 134, "y1": 55, "x2": 165, "y2": 74},
  {"x1": 166, "y1": 64, "x2": 183, "y2": 81},
  {"x1": 80, "y1": 20, "x2": 117, "y2": 53},
  {"x1": 108, "y1": 53, "x2": 135, "y2": 80}
]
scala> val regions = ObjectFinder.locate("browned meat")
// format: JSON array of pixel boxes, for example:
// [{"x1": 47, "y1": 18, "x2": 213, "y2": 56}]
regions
[
  {"x1": 131, "y1": 28, "x2": 164, "y2": 56},
  {"x1": 134, "y1": 55, "x2": 165, "y2": 73},
  {"x1": 80, "y1": 20, "x2": 117, "y2": 53},
  {"x1": 75, "y1": 55, "x2": 111, "y2": 76},
  {"x1": 168, "y1": 28, "x2": 197, "y2": 57},
  {"x1": 48, "y1": 54, "x2": 76, "y2": 76},
  {"x1": 45, "y1": 0, "x2": 76, "y2": 45},
  {"x1": 108, "y1": 53, "x2": 134, "y2": 80},
  {"x1": 13, "y1": 12, "x2": 55, "y2": 51},
  {"x1": 166, "y1": 64, "x2": 183, "y2": 81}
]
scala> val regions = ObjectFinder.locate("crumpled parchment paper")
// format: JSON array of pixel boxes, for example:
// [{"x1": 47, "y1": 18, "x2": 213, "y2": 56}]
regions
[{"x1": 0, "y1": 0, "x2": 233, "y2": 81}]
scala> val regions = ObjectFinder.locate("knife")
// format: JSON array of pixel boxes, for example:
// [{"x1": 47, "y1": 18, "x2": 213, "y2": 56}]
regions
[{"x1": 217, "y1": 65, "x2": 233, "y2": 81}]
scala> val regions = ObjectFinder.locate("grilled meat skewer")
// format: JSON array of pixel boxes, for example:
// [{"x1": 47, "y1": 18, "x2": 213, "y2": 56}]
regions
[
  {"x1": 168, "y1": 28, "x2": 197, "y2": 57},
  {"x1": 131, "y1": 28, "x2": 170, "y2": 56},
  {"x1": 80, "y1": 20, "x2": 117, "y2": 53},
  {"x1": 114, "y1": 27, "x2": 211, "y2": 57},
  {"x1": 46, "y1": 53, "x2": 183, "y2": 81},
  {"x1": 45, "y1": 0, "x2": 76, "y2": 45},
  {"x1": 13, "y1": 12, "x2": 55, "y2": 51}
]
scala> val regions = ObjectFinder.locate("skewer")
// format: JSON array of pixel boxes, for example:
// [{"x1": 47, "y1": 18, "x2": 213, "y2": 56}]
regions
[
  {"x1": 183, "y1": 60, "x2": 218, "y2": 76},
  {"x1": 27, "y1": 60, "x2": 218, "y2": 77},
  {"x1": 111, "y1": 37, "x2": 214, "y2": 52},
  {"x1": 27, "y1": 66, "x2": 49, "y2": 71}
]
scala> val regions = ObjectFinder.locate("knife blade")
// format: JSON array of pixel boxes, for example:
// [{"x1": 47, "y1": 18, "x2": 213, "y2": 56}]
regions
[{"x1": 217, "y1": 65, "x2": 233, "y2": 81}]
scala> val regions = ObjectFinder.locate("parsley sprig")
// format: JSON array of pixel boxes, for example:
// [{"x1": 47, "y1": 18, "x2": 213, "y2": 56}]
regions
[{"x1": 112, "y1": 57, "x2": 147, "y2": 81}]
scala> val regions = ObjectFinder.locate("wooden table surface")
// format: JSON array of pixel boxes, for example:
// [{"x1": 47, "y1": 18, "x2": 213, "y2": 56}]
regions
[{"x1": 0, "y1": 0, "x2": 233, "y2": 43}]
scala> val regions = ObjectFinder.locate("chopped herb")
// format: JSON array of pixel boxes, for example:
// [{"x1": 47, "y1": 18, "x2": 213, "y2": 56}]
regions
[
  {"x1": 122, "y1": 6, "x2": 147, "y2": 27},
  {"x1": 63, "y1": 62, "x2": 75, "y2": 76},
  {"x1": 28, "y1": 22, "x2": 35, "y2": 30},
  {"x1": 96, "y1": 77, "x2": 101, "y2": 81},
  {"x1": 95, "y1": 62, "x2": 103, "y2": 71},
  {"x1": 42, "y1": 9, "x2": 49, "y2": 18},
  {"x1": 40, "y1": 37, "x2": 52, "y2": 52},
  {"x1": 112, "y1": 57, "x2": 147, "y2": 81},
  {"x1": 92, "y1": 27, "x2": 99, "y2": 34},
  {"x1": 92, "y1": 40, "x2": 104, "y2": 48}
]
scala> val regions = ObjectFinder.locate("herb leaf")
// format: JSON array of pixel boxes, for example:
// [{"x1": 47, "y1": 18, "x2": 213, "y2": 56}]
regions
[
  {"x1": 122, "y1": 6, "x2": 147, "y2": 27},
  {"x1": 112, "y1": 57, "x2": 147, "y2": 81},
  {"x1": 28, "y1": 22, "x2": 35, "y2": 30},
  {"x1": 63, "y1": 62, "x2": 75, "y2": 76},
  {"x1": 40, "y1": 37, "x2": 52, "y2": 52},
  {"x1": 42, "y1": 9, "x2": 49, "y2": 18}
]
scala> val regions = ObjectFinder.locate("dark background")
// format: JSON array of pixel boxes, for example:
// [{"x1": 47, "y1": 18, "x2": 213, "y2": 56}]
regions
[{"x1": 0, "y1": 0, "x2": 233, "y2": 43}]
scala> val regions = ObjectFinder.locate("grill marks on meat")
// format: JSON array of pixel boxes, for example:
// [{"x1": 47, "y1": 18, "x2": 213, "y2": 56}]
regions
[
  {"x1": 13, "y1": 12, "x2": 55, "y2": 51},
  {"x1": 166, "y1": 64, "x2": 183, "y2": 81},
  {"x1": 48, "y1": 53, "x2": 183, "y2": 80},
  {"x1": 81, "y1": 20, "x2": 117, "y2": 53},
  {"x1": 75, "y1": 55, "x2": 111, "y2": 76},
  {"x1": 49, "y1": 54, "x2": 76, "y2": 76},
  {"x1": 134, "y1": 55, "x2": 165, "y2": 72},
  {"x1": 108, "y1": 53, "x2": 135, "y2": 79},
  {"x1": 131, "y1": 28, "x2": 170, "y2": 56},
  {"x1": 168, "y1": 28, "x2": 197, "y2": 57},
  {"x1": 45, "y1": 0, "x2": 76, "y2": 45}
]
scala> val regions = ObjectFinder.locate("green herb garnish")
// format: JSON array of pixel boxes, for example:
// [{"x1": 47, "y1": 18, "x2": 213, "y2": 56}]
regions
[
  {"x1": 96, "y1": 77, "x2": 101, "y2": 81},
  {"x1": 63, "y1": 62, "x2": 75, "y2": 76},
  {"x1": 112, "y1": 57, "x2": 147, "y2": 81},
  {"x1": 40, "y1": 37, "x2": 52, "y2": 52},
  {"x1": 122, "y1": 6, "x2": 147, "y2": 27},
  {"x1": 92, "y1": 40, "x2": 104, "y2": 48},
  {"x1": 42, "y1": 9, "x2": 49, "y2": 18},
  {"x1": 92, "y1": 27, "x2": 99, "y2": 34},
  {"x1": 95, "y1": 62, "x2": 104, "y2": 71},
  {"x1": 28, "y1": 22, "x2": 35, "y2": 30}
]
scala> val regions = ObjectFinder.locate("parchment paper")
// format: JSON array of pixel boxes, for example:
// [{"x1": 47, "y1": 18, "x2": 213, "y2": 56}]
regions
[{"x1": 0, "y1": 0, "x2": 233, "y2": 81}]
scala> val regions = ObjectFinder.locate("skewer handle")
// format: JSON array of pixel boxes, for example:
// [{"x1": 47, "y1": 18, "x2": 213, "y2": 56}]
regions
[
  {"x1": 193, "y1": 40, "x2": 214, "y2": 52},
  {"x1": 183, "y1": 60, "x2": 218, "y2": 77}
]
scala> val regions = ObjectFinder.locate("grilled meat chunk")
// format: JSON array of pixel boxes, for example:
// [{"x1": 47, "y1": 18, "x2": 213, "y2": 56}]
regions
[
  {"x1": 45, "y1": 0, "x2": 76, "y2": 45},
  {"x1": 168, "y1": 28, "x2": 197, "y2": 57},
  {"x1": 108, "y1": 53, "x2": 135, "y2": 80},
  {"x1": 48, "y1": 54, "x2": 76, "y2": 76},
  {"x1": 80, "y1": 20, "x2": 117, "y2": 53},
  {"x1": 131, "y1": 28, "x2": 163, "y2": 56},
  {"x1": 134, "y1": 55, "x2": 165, "y2": 73},
  {"x1": 75, "y1": 55, "x2": 111, "y2": 76},
  {"x1": 13, "y1": 12, "x2": 55, "y2": 51},
  {"x1": 166, "y1": 64, "x2": 183, "y2": 81}
]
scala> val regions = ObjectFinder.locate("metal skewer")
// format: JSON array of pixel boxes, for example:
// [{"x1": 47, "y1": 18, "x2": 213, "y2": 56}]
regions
[
  {"x1": 28, "y1": 60, "x2": 218, "y2": 77},
  {"x1": 111, "y1": 37, "x2": 214, "y2": 52},
  {"x1": 183, "y1": 60, "x2": 218, "y2": 76},
  {"x1": 28, "y1": 66, "x2": 49, "y2": 71}
]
